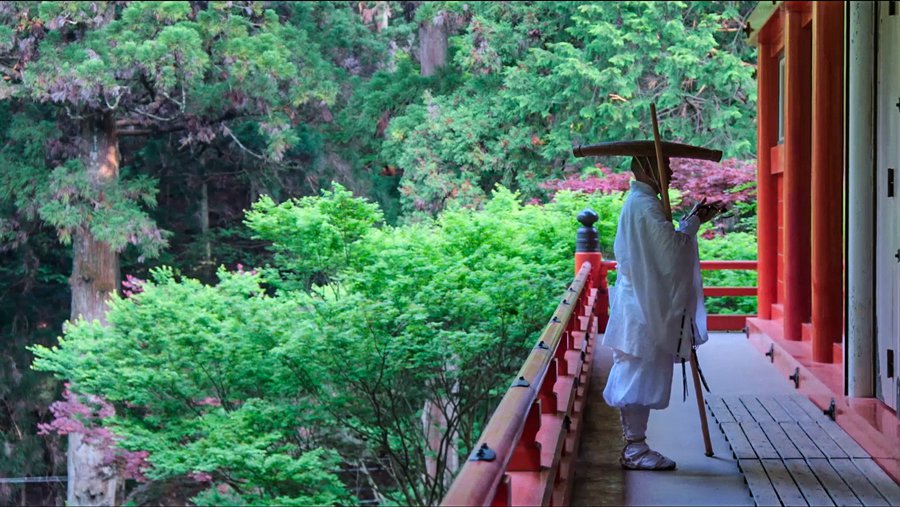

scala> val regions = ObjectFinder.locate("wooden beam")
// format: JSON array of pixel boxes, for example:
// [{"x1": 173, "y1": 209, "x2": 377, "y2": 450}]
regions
[
  {"x1": 757, "y1": 36, "x2": 779, "y2": 320},
  {"x1": 782, "y1": 5, "x2": 813, "y2": 341},
  {"x1": 810, "y1": 1, "x2": 844, "y2": 363}
]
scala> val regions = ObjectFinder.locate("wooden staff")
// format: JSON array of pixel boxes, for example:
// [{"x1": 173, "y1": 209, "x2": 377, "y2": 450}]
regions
[{"x1": 649, "y1": 103, "x2": 714, "y2": 457}]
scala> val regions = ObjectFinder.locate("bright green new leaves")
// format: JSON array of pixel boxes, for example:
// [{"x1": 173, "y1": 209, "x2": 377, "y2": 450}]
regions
[
  {"x1": 32, "y1": 267, "x2": 354, "y2": 505},
  {"x1": 244, "y1": 183, "x2": 383, "y2": 292},
  {"x1": 33, "y1": 185, "x2": 611, "y2": 505}
]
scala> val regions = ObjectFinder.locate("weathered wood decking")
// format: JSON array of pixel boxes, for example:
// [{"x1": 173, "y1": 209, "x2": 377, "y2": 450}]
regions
[{"x1": 708, "y1": 394, "x2": 900, "y2": 506}]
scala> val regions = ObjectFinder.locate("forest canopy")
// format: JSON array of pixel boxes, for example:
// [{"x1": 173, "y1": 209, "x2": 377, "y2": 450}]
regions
[{"x1": 0, "y1": 1, "x2": 757, "y2": 505}]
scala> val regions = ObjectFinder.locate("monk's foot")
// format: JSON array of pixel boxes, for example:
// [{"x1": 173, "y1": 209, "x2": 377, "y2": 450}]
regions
[{"x1": 620, "y1": 441, "x2": 676, "y2": 471}]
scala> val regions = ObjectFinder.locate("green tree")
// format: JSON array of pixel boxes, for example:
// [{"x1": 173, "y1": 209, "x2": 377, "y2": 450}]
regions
[
  {"x1": 378, "y1": 1, "x2": 756, "y2": 218},
  {"x1": 33, "y1": 185, "x2": 591, "y2": 505},
  {"x1": 33, "y1": 267, "x2": 353, "y2": 506},
  {"x1": 1, "y1": 2, "x2": 337, "y2": 503}
]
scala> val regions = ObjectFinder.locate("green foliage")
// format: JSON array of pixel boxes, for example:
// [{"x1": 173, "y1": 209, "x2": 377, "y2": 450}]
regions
[
  {"x1": 32, "y1": 267, "x2": 353, "y2": 506},
  {"x1": 380, "y1": 1, "x2": 756, "y2": 217},
  {"x1": 9, "y1": 3, "x2": 761, "y2": 504},
  {"x1": 698, "y1": 230, "x2": 758, "y2": 314},
  {"x1": 244, "y1": 183, "x2": 383, "y2": 292},
  {"x1": 34, "y1": 186, "x2": 592, "y2": 505}
]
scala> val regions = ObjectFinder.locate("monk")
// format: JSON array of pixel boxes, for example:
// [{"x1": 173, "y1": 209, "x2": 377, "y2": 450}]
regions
[{"x1": 601, "y1": 155, "x2": 721, "y2": 470}]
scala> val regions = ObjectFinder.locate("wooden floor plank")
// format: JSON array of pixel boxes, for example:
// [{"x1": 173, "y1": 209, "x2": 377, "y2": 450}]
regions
[
  {"x1": 789, "y1": 394, "x2": 828, "y2": 422},
  {"x1": 742, "y1": 396, "x2": 776, "y2": 423},
  {"x1": 829, "y1": 459, "x2": 889, "y2": 506},
  {"x1": 738, "y1": 459, "x2": 781, "y2": 507},
  {"x1": 742, "y1": 422, "x2": 780, "y2": 460},
  {"x1": 774, "y1": 395, "x2": 813, "y2": 423},
  {"x1": 807, "y1": 459, "x2": 862, "y2": 507},
  {"x1": 850, "y1": 459, "x2": 900, "y2": 506},
  {"x1": 724, "y1": 395, "x2": 756, "y2": 423},
  {"x1": 798, "y1": 423, "x2": 847, "y2": 459},
  {"x1": 784, "y1": 459, "x2": 834, "y2": 506},
  {"x1": 759, "y1": 422, "x2": 803, "y2": 459},
  {"x1": 721, "y1": 421, "x2": 757, "y2": 460},
  {"x1": 759, "y1": 396, "x2": 793, "y2": 422},
  {"x1": 761, "y1": 458, "x2": 808, "y2": 506},
  {"x1": 707, "y1": 396, "x2": 736, "y2": 423},
  {"x1": 778, "y1": 422, "x2": 824, "y2": 459},
  {"x1": 815, "y1": 421, "x2": 869, "y2": 458}
]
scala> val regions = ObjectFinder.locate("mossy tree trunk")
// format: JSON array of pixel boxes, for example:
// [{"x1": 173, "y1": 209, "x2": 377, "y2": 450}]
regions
[{"x1": 67, "y1": 112, "x2": 121, "y2": 507}]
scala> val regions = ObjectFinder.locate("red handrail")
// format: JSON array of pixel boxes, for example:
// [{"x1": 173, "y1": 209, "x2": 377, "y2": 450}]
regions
[
  {"x1": 441, "y1": 262, "x2": 598, "y2": 506},
  {"x1": 600, "y1": 260, "x2": 758, "y2": 331}
]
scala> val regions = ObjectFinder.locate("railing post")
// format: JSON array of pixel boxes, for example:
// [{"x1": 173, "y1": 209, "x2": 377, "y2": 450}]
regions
[
  {"x1": 574, "y1": 209, "x2": 604, "y2": 330},
  {"x1": 507, "y1": 400, "x2": 542, "y2": 472}
]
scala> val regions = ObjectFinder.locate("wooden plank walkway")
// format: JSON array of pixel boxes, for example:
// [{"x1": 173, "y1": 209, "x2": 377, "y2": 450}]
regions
[{"x1": 707, "y1": 394, "x2": 900, "y2": 506}]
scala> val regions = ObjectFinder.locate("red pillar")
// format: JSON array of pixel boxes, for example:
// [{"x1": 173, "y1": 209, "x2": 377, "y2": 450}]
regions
[
  {"x1": 811, "y1": 2, "x2": 844, "y2": 362},
  {"x1": 782, "y1": 2, "x2": 812, "y2": 341},
  {"x1": 756, "y1": 38, "x2": 778, "y2": 320},
  {"x1": 574, "y1": 209, "x2": 604, "y2": 330}
]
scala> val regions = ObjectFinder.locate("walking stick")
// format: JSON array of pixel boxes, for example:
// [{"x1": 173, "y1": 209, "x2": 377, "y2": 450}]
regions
[{"x1": 649, "y1": 103, "x2": 714, "y2": 457}]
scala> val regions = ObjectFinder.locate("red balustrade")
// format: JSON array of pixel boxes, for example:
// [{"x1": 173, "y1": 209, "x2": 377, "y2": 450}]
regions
[
  {"x1": 599, "y1": 260, "x2": 758, "y2": 332},
  {"x1": 439, "y1": 207, "x2": 759, "y2": 507},
  {"x1": 441, "y1": 262, "x2": 599, "y2": 507}
]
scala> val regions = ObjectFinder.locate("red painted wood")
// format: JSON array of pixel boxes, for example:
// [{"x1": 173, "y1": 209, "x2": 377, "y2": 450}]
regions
[
  {"x1": 770, "y1": 145, "x2": 784, "y2": 174},
  {"x1": 508, "y1": 401, "x2": 542, "y2": 472},
  {"x1": 539, "y1": 359, "x2": 559, "y2": 415},
  {"x1": 757, "y1": 39, "x2": 779, "y2": 320},
  {"x1": 441, "y1": 265, "x2": 591, "y2": 507},
  {"x1": 600, "y1": 260, "x2": 756, "y2": 330},
  {"x1": 600, "y1": 260, "x2": 758, "y2": 271},
  {"x1": 782, "y1": 3, "x2": 812, "y2": 341},
  {"x1": 699, "y1": 260, "x2": 758, "y2": 270},
  {"x1": 704, "y1": 287, "x2": 757, "y2": 297},
  {"x1": 810, "y1": 1, "x2": 843, "y2": 363},
  {"x1": 707, "y1": 315, "x2": 752, "y2": 331},
  {"x1": 776, "y1": 174, "x2": 785, "y2": 304},
  {"x1": 491, "y1": 475, "x2": 510, "y2": 507},
  {"x1": 574, "y1": 252, "x2": 601, "y2": 292},
  {"x1": 747, "y1": 317, "x2": 900, "y2": 483}
]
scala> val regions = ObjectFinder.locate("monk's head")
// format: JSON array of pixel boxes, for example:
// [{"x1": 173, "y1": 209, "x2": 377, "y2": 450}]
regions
[{"x1": 630, "y1": 156, "x2": 671, "y2": 195}]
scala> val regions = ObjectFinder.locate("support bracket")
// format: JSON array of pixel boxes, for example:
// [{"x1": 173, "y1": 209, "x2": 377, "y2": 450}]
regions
[
  {"x1": 789, "y1": 367, "x2": 800, "y2": 389},
  {"x1": 823, "y1": 398, "x2": 836, "y2": 421},
  {"x1": 468, "y1": 443, "x2": 497, "y2": 462}
]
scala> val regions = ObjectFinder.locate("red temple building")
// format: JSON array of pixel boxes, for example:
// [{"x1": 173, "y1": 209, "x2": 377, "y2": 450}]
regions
[{"x1": 745, "y1": 0, "x2": 899, "y2": 477}]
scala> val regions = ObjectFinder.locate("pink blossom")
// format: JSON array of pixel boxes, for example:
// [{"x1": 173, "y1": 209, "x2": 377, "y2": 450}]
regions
[
  {"x1": 669, "y1": 158, "x2": 756, "y2": 211},
  {"x1": 189, "y1": 471, "x2": 213, "y2": 483},
  {"x1": 235, "y1": 263, "x2": 258, "y2": 276},
  {"x1": 122, "y1": 274, "x2": 146, "y2": 298},
  {"x1": 540, "y1": 165, "x2": 631, "y2": 197},
  {"x1": 38, "y1": 384, "x2": 152, "y2": 482},
  {"x1": 195, "y1": 397, "x2": 222, "y2": 407},
  {"x1": 540, "y1": 159, "x2": 756, "y2": 213}
]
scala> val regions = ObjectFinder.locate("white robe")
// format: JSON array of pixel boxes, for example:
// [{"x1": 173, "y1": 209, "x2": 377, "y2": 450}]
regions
[{"x1": 603, "y1": 180, "x2": 708, "y2": 409}]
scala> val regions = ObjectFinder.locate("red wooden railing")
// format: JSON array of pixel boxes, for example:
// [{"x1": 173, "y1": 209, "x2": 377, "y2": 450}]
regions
[
  {"x1": 439, "y1": 207, "x2": 758, "y2": 507},
  {"x1": 441, "y1": 262, "x2": 599, "y2": 507},
  {"x1": 599, "y1": 260, "x2": 758, "y2": 332}
]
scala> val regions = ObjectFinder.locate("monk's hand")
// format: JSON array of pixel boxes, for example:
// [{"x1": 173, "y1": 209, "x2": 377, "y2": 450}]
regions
[
  {"x1": 695, "y1": 200, "x2": 723, "y2": 224},
  {"x1": 687, "y1": 198, "x2": 707, "y2": 220}
]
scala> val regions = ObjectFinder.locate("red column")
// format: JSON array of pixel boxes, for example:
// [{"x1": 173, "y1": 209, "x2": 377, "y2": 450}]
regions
[
  {"x1": 782, "y1": 2, "x2": 812, "y2": 341},
  {"x1": 756, "y1": 38, "x2": 778, "y2": 320},
  {"x1": 811, "y1": 2, "x2": 844, "y2": 362}
]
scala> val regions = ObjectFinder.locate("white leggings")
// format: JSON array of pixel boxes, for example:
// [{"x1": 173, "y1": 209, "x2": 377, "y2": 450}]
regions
[{"x1": 620, "y1": 404, "x2": 651, "y2": 442}]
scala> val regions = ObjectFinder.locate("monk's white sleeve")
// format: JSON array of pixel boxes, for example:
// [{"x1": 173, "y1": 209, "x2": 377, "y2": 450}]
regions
[
  {"x1": 640, "y1": 205, "x2": 700, "y2": 254},
  {"x1": 677, "y1": 216, "x2": 700, "y2": 237}
]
